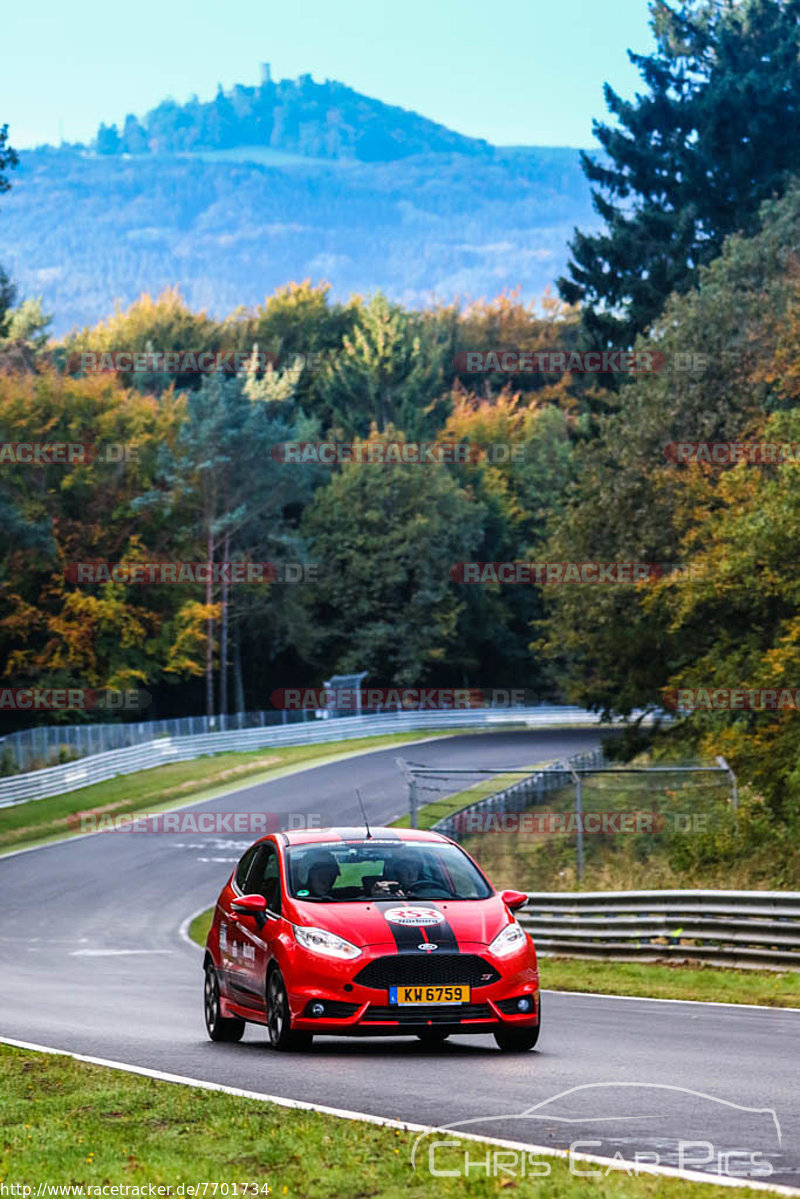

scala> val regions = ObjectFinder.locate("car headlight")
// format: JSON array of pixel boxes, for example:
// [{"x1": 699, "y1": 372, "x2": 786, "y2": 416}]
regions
[
  {"x1": 293, "y1": 925, "x2": 362, "y2": 960},
  {"x1": 489, "y1": 920, "x2": 527, "y2": 957}
]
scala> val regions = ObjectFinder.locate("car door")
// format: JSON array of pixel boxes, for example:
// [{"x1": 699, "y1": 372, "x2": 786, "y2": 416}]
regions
[
  {"x1": 222, "y1": 844, "x2": 263, "y2": 1010},
  {"x1": 234, "y1": 840, "x2": 283, "y2": 1008}
]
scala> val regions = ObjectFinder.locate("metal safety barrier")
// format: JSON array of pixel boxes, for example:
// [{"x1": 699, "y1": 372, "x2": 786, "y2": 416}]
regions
[
  {"x1": 0, "y1": 705, "x2": 619, "y2": 808},
  {"x1": 519, "y1": 890, "x2": 800, "y2": 970},
  {"x1": 0, "y1": 707, "x2": 314, "y2": 774}
]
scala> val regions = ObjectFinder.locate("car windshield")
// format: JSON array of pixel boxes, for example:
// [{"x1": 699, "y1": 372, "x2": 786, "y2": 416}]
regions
[{"x1": 285, "y1": 840, "x2": 492, "y2": 902}]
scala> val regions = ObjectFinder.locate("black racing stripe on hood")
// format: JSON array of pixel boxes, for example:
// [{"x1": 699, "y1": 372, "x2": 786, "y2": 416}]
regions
[
  {"x1": 428, "y1": 915, "x2": 458, "y2": 951},
  {"x1": 387, "y1": 918, "x2": 421, "y2": 952},
  {"x1": 378, "y1": 903, "x2": 460, "y2": 952}
]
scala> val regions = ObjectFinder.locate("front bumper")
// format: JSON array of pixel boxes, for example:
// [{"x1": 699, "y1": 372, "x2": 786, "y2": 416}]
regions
[{"x1": 282, "y1": 938, "x2": 540, "y2": 1036}]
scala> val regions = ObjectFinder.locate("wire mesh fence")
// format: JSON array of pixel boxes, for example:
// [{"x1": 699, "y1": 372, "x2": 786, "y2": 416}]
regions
[{"x1": 424, "y1": 754, "x2": 738, "y2": 892}]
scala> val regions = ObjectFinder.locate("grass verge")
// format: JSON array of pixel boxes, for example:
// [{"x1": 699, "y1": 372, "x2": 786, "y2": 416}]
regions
[
  {"x1": 0, "y1": 1043, "x2": 773, "y2": 1198},
  {"x1": 540, "y1": 955, "x2": 800, "y2": 1008},
  {"x1": 188, "y1": 907, "x2": 214, "y2": 948},
  {"x1": 0, "y1": 731, "x2": 456, "y2": 857}
]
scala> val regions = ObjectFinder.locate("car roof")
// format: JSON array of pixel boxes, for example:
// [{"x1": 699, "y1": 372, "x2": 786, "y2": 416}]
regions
[{"x1": 276, "y1": 826, "x2": 450, "y2": 847}]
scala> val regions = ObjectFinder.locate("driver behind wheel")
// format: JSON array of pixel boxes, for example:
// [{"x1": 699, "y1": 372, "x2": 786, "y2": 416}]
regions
[
  {"x1": 394, "y1": 855, "x2": 423, "y2": 892},
  {"x1": 305, "y1": 852, "x2": 340, "y2": 897},
  {"x1": 369, "y1": 853, "x2": 426, "y2": 897}
]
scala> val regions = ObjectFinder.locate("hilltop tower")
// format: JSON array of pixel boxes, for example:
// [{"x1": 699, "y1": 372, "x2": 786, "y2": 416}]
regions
[{"x1": 260, "y1": 62, "x2": 272, "y2": 86}]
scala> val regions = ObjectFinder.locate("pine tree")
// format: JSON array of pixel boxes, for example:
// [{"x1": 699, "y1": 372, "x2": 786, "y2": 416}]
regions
[
  {"x1": 316, "y1": 294, "x2": 446, "y2": 438},
  {"x1": 559, "y1": 0, "x2": 800, "y2": 348},
  {"x1": 0, "y1": 124, "x2": 18, "y2": 338}
]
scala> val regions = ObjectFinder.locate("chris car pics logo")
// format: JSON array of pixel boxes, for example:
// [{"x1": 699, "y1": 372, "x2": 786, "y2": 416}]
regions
[{"x1": 384, "y1": 907, "x2": 445, "y2": 926}]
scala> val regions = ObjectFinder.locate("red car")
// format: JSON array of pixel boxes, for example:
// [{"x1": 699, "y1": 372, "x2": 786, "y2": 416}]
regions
[{"x1": 203, "y1": 826, "x2": 540, "y2": 1052}]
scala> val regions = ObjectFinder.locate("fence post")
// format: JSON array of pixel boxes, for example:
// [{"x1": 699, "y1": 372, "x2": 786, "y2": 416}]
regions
[
  {"x1": 396, "y1": 757, "x2": 419, "y2": 828},
  {"x1": 568, "y1": 762, "x2": 585, "y2": 883},
  {"x1": 716, "y1": 754, "x2": 739, "y2": 824}
]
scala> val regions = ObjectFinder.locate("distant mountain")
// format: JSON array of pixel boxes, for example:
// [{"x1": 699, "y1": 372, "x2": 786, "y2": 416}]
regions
[
  {"x1": 94, "y1": 64, "x2": 492, "y2": 162},
  {"x1": 0, "y1": 72, "x2": 599, "y2": 333}
]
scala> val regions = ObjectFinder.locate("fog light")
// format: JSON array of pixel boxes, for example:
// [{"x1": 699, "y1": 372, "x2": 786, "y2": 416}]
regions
[
  {"x1": 517, "y1": 997, "x2": 532, "y2": 1013},
  {"x1": 310, "y1": 1002, "x2": 325, "y2": 1017}
]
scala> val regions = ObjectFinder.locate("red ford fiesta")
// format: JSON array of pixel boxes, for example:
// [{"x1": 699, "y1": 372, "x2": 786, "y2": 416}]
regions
[{"x1": 203, "y1": 826, "x2": 540, "y2": 1051}]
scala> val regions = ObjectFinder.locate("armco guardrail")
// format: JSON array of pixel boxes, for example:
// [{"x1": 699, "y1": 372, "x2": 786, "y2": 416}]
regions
[
  {"x1": 431, "y1": 747, "x2": 605, "y2": 839},
  {"x1": 519, "y1": 890, "x2": 800, "y2": 970},
  {"x1": 0, "y1": 706, "x2": 314, "y2": 773},
  {"x1": 0, "y1": 705, "x2": 618, "y2": 809}
]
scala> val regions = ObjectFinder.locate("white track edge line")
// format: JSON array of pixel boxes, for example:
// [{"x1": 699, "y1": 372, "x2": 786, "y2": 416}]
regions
[
  {"x1": 178, "y1": 906, "x2": 210, "y2": 952},
  {"x1": 0, "y1": 1035, "x2": 797, "y2": 1195},
  {"x1": 543, "y1": 989, "x2": 800, "y2": 1014}
]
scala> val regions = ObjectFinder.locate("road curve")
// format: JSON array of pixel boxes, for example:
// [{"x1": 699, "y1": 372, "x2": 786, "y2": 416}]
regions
[{"x1": 1, "y1": 730, "x2": 798, "y2": 1190}]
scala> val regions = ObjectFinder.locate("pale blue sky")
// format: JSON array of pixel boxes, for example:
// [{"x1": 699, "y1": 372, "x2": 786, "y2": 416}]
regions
[{"x1": 3, "y1": 0, "x2": 655, "y2": 150}]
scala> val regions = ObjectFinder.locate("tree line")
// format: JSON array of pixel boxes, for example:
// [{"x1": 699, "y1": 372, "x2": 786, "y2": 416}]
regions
[{"x1": 3, "y1": 0, "x2": 800, "y2": 836}]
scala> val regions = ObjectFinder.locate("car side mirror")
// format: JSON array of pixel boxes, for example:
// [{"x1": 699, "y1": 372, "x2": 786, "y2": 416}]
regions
[
  {"x1": 501, "y1": 889, "x2": 528, "y2": 911},
  {"x1": 231, "y1": 893, "x2": 268, "y2": 915}
]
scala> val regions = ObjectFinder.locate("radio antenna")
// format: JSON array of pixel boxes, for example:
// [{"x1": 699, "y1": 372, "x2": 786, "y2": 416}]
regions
[{"x1": 356, "y1": 788, "x2": 372, "y2": 839}]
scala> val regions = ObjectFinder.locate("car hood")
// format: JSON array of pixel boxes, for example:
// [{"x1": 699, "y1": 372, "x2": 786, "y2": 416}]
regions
[{"x1": 289, "y1": 895, "x2": 512, "y2": 949}]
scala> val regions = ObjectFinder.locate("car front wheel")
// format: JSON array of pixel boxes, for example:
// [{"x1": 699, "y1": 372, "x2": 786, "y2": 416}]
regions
[
  {"x1": 494, "y1": 999, "x2": 541, "y2": 1052},
  {"x1": 204, "y1": 963, "x2": 245, "y2": 1043},
  {"x1": 266, "y1": 967, "x2": 313, "y2": 1052}
]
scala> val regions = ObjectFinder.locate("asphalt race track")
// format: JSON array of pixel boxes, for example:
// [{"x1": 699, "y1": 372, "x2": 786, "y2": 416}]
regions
[{"x1": 1, "y1": 730, "x2": 798, "y2": 1189}]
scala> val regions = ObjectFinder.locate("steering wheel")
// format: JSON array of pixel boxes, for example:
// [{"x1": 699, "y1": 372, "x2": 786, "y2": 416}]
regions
[{"x1": 406, "y1": 880, "x2": 450, "y2": 897}]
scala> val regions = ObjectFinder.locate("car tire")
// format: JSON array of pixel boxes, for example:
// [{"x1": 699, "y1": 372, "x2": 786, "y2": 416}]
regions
[
  {"x1": 494, "y1": 999, "x2": 541, "y2": 1052},
  {"x1": 266, "y1": 967, "x2": 313, "y2": 1052},
  {"x1": 494, "y1": 1024, "x2": 540, "y2": 1052},
  {"x1": 204, "y1": 963, "x2": 245, "y2": 1043},
  {"x1": 416, "y1": 1030, "x2": 450, "y2": 1045}
]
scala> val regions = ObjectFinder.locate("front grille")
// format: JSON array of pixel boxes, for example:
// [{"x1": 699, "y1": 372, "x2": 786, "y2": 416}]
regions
[
  {"x1": 354, "y1": 954, "x2": 500, "y2": 990},
  {"x1": 362, "y1": 1003, "x2": 494, "y2": 1024},
  {"x1": 303, "y1": 1000, "x2": 360, "y2": 1019}
]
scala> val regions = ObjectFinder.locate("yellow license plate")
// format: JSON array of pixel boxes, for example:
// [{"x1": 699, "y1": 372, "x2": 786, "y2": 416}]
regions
[{"x1": 389, "y1": 985, "x2": 470, "y2": 1005}]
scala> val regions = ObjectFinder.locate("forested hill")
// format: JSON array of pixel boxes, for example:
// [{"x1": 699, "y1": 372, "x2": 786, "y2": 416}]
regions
[
  {"x1": 93, "y1": 67, "x2": 492, "y2": 161},
  {"x1": 0, "y1": 71, "x2": 598, "y2": 333}
]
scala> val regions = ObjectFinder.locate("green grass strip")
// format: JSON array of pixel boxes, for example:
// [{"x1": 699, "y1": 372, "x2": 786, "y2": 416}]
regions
[{"x1": 0, "y1": 1044, "x2": 773, "y2": 1197}]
